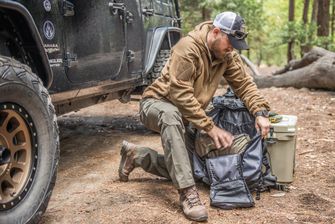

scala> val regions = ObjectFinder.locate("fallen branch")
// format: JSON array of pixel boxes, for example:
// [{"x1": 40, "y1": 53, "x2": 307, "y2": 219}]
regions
[
  {"x1": 254, "y1": 54, "x2": 335, "y2": 90},
  {"x1": 241, "y1": 54, "x2": 261, "y2": 76},
  {"x1": 272, "y1": 47, "x2": 335, "y2": 75}
]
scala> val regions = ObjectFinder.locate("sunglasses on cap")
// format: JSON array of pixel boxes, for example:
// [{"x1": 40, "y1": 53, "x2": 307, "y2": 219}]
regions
[{"x1": 220, "y1": 29, "x2": 248, "y2": 40}]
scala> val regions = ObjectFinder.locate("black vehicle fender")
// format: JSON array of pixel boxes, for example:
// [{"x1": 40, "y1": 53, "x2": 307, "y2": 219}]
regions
[
  {"x1": 143, "y1": 26, "x2": 181, "y2": 75},
  {"x1": 0, "y1": 1, "x2": 53, "y2": 88}
]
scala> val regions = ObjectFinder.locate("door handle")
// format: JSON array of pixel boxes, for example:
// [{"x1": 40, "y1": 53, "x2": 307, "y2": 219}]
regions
[{"x1": 62, "y1": 0, "x2": 75, "y2": 16}]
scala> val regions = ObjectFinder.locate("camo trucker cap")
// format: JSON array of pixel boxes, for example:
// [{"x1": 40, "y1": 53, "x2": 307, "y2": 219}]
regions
[{"x1": 213, "y1": 12, "x2": 249, "y2": 50}]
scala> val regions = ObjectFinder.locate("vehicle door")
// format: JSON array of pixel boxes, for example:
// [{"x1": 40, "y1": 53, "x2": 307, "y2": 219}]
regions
[
  {"x1": 140, "y1": 0, "x2": 179, "y2": 29},
  {"x1": 123, "y1": 0, "x2": 144, "y2": 78},
  {"x1": 63, "y1": 0, "x2": 126, "y2": 83}
]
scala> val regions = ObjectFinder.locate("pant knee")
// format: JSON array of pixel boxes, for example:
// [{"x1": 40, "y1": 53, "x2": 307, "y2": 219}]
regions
[{"x1": 158, "y1": 110, "x2": 184, "y2": 130}]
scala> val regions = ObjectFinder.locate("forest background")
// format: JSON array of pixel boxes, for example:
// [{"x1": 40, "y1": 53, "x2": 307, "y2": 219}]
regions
[{"x1": 179, "y1": 0, "x2": 335, "y2": 66}]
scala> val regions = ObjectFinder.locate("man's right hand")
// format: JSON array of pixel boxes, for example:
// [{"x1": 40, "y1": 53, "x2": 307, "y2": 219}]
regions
[{"x1": 206, "y1": 125, "x2": 234, "y2": 149}]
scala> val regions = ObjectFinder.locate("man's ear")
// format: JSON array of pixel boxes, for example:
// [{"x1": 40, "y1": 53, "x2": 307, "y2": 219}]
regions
[{"x1": 212, "y1": 27, "x2": 221, "y2": 36}]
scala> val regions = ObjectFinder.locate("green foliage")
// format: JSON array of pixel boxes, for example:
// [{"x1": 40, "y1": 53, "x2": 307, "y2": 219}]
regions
[
  {"x1": 179, "y1": 0, "x2": 204, "y2": 34},
  {"x1": 279, "y1": 21, "x2": 318, "y2": 48},
  {"x1": 179, "y1": 0, "x2": 335, "y2": 65}
]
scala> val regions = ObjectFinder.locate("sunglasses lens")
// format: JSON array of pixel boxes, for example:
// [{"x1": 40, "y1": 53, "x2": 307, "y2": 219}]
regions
[
  {"x1": 234, "y1": 30, "x2": 247, "y2": 39},
  {"x1": 221, "y1": 29, "x2": 248, "y2": 39}
]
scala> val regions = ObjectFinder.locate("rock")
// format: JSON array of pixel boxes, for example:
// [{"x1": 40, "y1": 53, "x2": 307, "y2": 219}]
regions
[{"x1": 271, "y1": 192, "x2": 286, "y2": 197}]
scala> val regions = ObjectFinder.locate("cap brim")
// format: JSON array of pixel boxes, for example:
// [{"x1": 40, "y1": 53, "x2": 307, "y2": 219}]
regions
[{"x1": 228, "y1": 35, "x2": 249, "y2": 50}]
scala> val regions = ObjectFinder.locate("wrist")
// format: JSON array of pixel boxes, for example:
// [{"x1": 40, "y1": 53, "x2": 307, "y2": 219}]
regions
[
  {"x1": 254, "y1": 109, "x2": 269, "y2": 118},
  {"x1": 203, "y1": 121, "x2": 215, "y2": 133}
]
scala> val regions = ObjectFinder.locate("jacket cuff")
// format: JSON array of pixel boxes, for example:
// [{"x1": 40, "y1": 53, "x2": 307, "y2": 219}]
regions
[
  {"x1": 203, "y1": 120, "x2": 214, "y2": 132},
  {"x1": 252, "y1": 107, "x2": 269, "y2": 117}
]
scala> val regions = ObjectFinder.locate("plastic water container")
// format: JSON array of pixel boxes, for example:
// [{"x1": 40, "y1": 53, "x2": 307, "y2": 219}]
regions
[{"x1": 266, "y1": 115, "x2": 298, "y2": 183}]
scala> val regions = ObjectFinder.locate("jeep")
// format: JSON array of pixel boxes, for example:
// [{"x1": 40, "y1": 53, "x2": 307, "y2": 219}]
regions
[{"x1": 0, "y1": 0, "x2": 181, "y2": 223}]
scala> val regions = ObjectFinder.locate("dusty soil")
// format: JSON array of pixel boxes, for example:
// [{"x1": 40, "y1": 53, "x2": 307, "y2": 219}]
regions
[{"x1": 41, "y1": 86, "x2": 335, "y2": 224}]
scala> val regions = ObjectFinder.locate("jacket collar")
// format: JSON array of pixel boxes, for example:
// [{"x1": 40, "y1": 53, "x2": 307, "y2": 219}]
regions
[{"x1": 194, "y1": 21, "x2": 227, "y2": 66}]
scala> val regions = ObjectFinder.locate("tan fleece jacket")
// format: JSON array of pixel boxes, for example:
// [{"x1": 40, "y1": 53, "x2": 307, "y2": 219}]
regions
[{"x1": 142, "y1": 21, "x2": 270, "y2": 132}]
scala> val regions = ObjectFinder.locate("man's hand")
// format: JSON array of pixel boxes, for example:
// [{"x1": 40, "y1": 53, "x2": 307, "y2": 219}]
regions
[
  {"x1": 206, "y1": 125, "x2": 234, "y2": 149},
  {"x1": 255, "y1": 116, "x2": 271, "y2": 138}
]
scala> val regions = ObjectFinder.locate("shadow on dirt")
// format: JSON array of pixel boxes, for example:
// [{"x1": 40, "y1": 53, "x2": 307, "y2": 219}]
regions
[
  {"x1": 56, "y1": 115, "x2": 157, "y2": 176},
  {"x1": 298, "y1": 193, "x2": 330, "y2": 211}
]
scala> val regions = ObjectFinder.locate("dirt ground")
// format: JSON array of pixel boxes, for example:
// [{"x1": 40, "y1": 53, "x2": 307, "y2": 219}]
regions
[{"x1": 40, "y1": 86, "x2": 335, "y2": 224}]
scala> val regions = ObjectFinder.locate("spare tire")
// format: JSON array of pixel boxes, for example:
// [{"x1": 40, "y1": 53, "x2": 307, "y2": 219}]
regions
[
  {"x1": 148, "y1": 49, "x2": 171, "y2": 82},
  {"x1": 0, "y1": 56, "x2": 59, "y2": 224}
]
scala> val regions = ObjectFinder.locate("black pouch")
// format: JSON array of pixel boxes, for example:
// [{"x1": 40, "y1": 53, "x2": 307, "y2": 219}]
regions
[
  {"x1": 242, "y1": 134, "x2": 263, "y2": 191},
  {"x1": 206, "y1": 154, "x2": 254, "y2": 209},
  {"x1": 242, "y1": 134, "x2": 278, "y2": 191},
  {"x1": 261, "y1": 142, "x2": 278, "y2": 190},
  {"x1": 193, "y1": 152, "x2": 210, "y2": 185}
]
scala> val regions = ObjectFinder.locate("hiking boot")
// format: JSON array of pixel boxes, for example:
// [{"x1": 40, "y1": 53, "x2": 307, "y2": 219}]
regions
[
  {"x1": 118, "y1": 140, "x2": 137, "y2": 182},
  {"x1": 179, "y1": 186, "x2": 208, "y2": 222}
]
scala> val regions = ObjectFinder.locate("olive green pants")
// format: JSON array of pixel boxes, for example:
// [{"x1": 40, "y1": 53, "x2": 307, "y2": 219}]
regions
[{"x1": 135, "y1": 98, "x2": 195, "y2": 189}]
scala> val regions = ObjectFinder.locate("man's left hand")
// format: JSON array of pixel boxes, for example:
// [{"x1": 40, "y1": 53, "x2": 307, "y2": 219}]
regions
[{"x1": 255, "y1": 116, "x2": 271, "y2": 139}]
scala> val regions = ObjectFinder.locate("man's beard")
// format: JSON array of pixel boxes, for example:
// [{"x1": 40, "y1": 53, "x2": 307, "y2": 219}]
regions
[{"x1": 210, "y1": 39, "x2": 231, "y2": 60}]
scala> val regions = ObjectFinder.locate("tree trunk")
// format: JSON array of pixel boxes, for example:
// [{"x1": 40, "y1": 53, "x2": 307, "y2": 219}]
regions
[
  {"x1": 273, "y1": 47, "x2": 331, "y2": 75},
  {"x1": 317, "y1": 0, "x2": 330, "y2": 36},
  {"x1": 288, "y1": 0, "x2": 295, "y2": 63},
  {"x1": 303, "y1": 0, "x2": 310, "y2": 24},
  {"x1": 255, "y1": 56, "x2": 335, "y2": 90},
  {"x1": 332, "y1": 0, "x2": 335, "y2": 41},
  {"x1": 255, "y1": 48, "x2": 335, "y2": 90},
  {"x1": 201, "y1": 6, "x2": 211, "y2": 21},
  {"x1": 301, "y1": 0, "x2": 310, "y2": 55},
  {"x1": 311, "y1": 0, "x2": 318, "y2": 22},
  {"x1": 257, "y1": 48, "x2": 263, "y2": 67}
]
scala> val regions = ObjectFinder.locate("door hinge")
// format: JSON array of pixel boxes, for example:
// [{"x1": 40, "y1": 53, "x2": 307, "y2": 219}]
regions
[
  {"x1": 109, "y1": 2, "x2": 125, "y2": 15},
  {"x1": 109, "y1": 2, "x2": 133, "y2": 24},
  {"x1": 127, "y1": 50, "x2": 135, "y2": 63},
  {"x1": 142, "y1": 7, "x2": 154, "y2": 17},
  {"x1": 125, "y1": 11, "x2": 134, "y2": 23},
  {"x1": 64, "y1": 52, "x2": 77, "y2": 68}
]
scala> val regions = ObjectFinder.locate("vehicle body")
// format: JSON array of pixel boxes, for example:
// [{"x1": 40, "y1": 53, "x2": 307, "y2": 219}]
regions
[{"x1": 0, "y1": 0, "x2": 181, "y2": 223}]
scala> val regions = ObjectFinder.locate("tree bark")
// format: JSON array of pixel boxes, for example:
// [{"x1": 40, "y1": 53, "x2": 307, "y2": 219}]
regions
[
  {"x1": 317, "y1": 0, "x2": 330, "y2": 36},
  {"x1": 332, "y1": 0, "x2": 335, "y2": 41},
  {"x1": 301, "y1": 0, "x2": 310, "y2": 55},
  {"x1": 303, "y1": 0, "x2": 310, "y2": 24},
  {"x1": 201, "y1": 6, "x2": 211, "y2": 21},
  {"x1": 288, "y1": 0, "x2": 295, "y2": 62},
  {"x1": 311, "y1": 0, "x2": 318, "y2": 22}
]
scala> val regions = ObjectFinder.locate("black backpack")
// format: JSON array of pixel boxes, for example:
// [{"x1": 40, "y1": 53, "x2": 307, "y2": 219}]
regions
[{"x1": 193, "y1": 88, "x2": 278, "y2": 209}]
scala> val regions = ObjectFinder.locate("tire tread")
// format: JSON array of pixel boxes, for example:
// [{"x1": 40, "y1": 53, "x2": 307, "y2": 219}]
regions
[
  {"x1": 148, "y1": 49, "x2": 171, "y2": 81},
  {"x1": 0, "y1": 56, "x2": 59, "y2": 224}
]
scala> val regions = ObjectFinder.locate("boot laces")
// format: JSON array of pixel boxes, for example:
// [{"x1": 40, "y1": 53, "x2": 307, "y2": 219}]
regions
[{"x1": 185, "y1": 187, "x2": 202, "y2": 208}]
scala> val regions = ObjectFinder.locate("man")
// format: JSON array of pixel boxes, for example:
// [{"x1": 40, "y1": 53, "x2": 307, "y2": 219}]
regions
[{"x1": 118, "y1": 11, "x2": 271, "y2": 222}]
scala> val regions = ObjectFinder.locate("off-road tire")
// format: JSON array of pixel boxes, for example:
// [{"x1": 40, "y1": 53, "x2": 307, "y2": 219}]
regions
[
  {"x1": 0, "y1": 56, "x2": 59, "y2": 224},
  {"x1": 149, "y1": 49, "x2": 171, "y2": 81}
]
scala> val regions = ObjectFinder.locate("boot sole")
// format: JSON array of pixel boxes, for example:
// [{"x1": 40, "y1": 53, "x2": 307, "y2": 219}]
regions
[
  {"x1": 185, "y1": 214, "x2": 208, "y2": 222},
  {"x1": 192, "y1": 215, "x2": 208, "y2": 222},
  {"x1": 180, "y1": 202, "x2": 208, "y2": 222}
]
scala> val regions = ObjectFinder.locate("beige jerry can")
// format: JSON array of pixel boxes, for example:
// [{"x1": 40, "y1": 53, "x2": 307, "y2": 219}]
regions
[{"x1": 266, "y1": 115, "x2": 298, "y2": 184}]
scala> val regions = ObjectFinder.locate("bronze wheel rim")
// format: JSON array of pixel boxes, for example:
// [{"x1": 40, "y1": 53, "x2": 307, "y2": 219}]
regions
[{"x1": 0, "y1": 103, "x2": 38, "y2": 210}]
